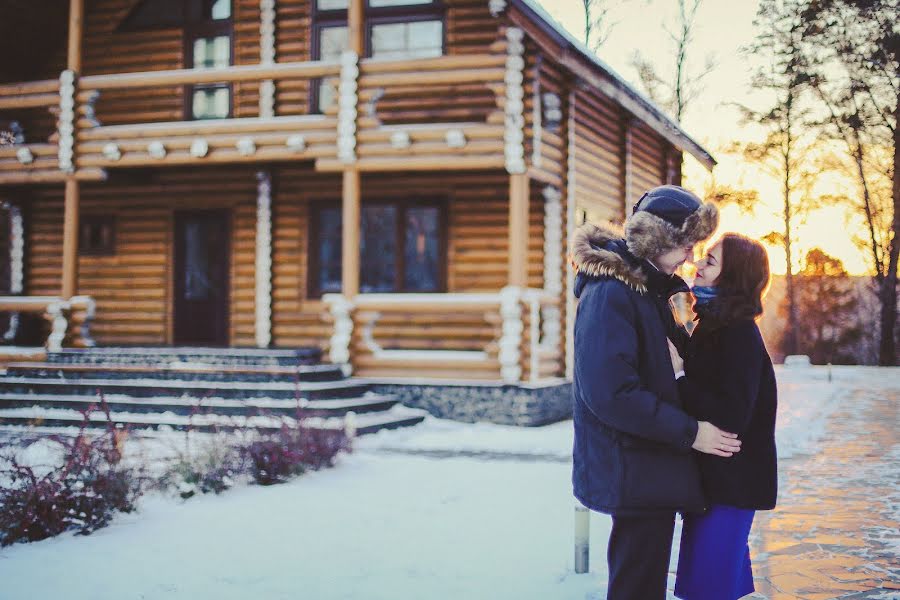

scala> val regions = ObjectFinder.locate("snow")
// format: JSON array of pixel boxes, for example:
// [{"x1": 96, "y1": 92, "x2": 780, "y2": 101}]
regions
[{"x1": 0, "y1": 366, "x2": 895, "y2": 600}]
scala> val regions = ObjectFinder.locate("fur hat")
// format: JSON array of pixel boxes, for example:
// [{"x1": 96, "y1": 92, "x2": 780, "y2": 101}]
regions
[{"x1": 625, "y1": 185, "x2": 719, "y2": 260}]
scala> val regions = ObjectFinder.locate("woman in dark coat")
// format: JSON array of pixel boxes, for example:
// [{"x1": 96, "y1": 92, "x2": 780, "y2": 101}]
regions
[{"x1": 673, "y1": 233, "x2": 778, "y2": 600}]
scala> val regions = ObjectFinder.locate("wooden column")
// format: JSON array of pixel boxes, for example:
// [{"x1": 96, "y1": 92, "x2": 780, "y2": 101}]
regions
[
  {"x1": 348, "y1": 0, "x2": 364, "y2": 55},
  {"x1": 340, "y1": 0, "x2": 364, "y2": 298},
  {"x1": 508, "y1": 173, "x2": 529, "y2": 287},
  {"x1": 342, "y1": 169, "x2": 361, "y2": 297},
  {"x1": 61, "y1": 179, "x2": 79, "y2": 298},
  {"x1": 61, "y1": 0, "x2": 84, "y2": 299},
  {"x1": 67, "y1": 0, "x2": 84, "y2": 72}
]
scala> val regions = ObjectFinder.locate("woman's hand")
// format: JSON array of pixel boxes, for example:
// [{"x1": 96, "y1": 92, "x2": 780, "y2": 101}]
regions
[
  {"x1": 668, "y1": 339, "x2": 684, "y2": 374},
  {"x1": 693, "y1": 422, "x2": 741, "y2": 457}
]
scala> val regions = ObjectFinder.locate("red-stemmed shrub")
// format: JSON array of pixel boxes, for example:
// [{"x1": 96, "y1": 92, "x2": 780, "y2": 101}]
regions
[{"x1": 0, "y1": 396, "x2": 144, "y2": 547}]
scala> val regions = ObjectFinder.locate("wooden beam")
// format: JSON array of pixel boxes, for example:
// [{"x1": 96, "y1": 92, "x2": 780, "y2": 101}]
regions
[
  {"x1": 342, "y1": 169, "x2": 361, "y2": 297},
  {"x1": 349, "y1": 0, "x2": 364, "y2": 55},
  {"x1": 67, "y1": 0, "x2": 84, "y2": 73},
  {"x1": 508, "y1": 172, "x2": 529, "y2": 287},
  {"x1": 78, "y1": 61, "x2": 341, "y2": 91},
  {"x1": 61, "y1": 178, "x2": 79, "y2": 299}
]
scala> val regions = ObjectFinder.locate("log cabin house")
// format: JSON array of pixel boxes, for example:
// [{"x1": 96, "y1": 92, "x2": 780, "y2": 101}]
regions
[{"x1": 0, "y1": 0, "x2": 715, "y2": 425}]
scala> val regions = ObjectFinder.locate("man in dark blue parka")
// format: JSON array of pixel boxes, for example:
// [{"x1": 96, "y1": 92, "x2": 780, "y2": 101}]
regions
[{"x1": 571, "y1": 185, "x2": 743, "y2": 600}]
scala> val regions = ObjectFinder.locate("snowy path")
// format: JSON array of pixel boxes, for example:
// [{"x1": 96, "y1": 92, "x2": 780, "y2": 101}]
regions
[{"x1": 0, "y1": 367, "x2": 896, "y2": 600}]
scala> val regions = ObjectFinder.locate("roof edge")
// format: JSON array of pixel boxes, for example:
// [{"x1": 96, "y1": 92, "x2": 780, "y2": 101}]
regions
[{"x1": 510, "y1": 0, "x2": 717, "y2": 171}]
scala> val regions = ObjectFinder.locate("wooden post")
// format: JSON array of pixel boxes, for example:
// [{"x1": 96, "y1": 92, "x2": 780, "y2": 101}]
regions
[
  {"x1": 348, "y1": 0, "x2": 364, "y2": 55},
  {"x1": 67, "y1": 0, "x2": 84, "y2": 73},
  {"x1": 342, "y1": 169, "x2": 361, "y2": 297},
  {"x1": 61, "y1": 178, "x2": 79, "y2": 298},
  {"x1": 508, "y1": 173, "x2": 529, "y2": 287},
  {"x1": 62, "y1": 0, "x2": 84, "y2": 300},
  {"x1": 340, "y1": 0, "x2": 364, "y2": 298}
]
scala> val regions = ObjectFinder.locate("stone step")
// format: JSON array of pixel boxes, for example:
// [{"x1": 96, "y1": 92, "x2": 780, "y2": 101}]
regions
[
  {"x1": 0, "y1": 391, "x2": 398, "y2": 418},
  {"x1": 46, "y1": 347, "x2": 322, "y2": 367},
  {"x1": 0, "y1": 405, "x2": 428, "y2": 435},
  {"x1": 4, "y1": 362, "x2": 345, "y2": 384},
  {"x1": 0, "y1": 376, "x2": 371, "y2": 401}
]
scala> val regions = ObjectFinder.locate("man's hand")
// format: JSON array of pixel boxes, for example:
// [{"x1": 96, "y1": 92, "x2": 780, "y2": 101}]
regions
[
  {"x1": 693, "y1": 421, "x2": 741, "y2": 457},
  {"x1": 668, "y1": 339, "x2": 684, "y2": 374}
]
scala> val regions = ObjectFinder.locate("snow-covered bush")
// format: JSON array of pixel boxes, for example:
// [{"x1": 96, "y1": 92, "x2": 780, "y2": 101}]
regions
[
  {"x1": 162, "y1": 437, "x2": 243, "y2": 499},
  {"x1": 0, "y1": 403, "x2": 144, "y2": 547},
  {"x1": 242, "y1": 423, "x2": 350, "y2": 486}
]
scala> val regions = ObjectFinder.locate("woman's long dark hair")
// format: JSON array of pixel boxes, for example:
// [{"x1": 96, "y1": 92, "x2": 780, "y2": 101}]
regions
[{"x1": 700, "y1": 233, "x2": 770, "y2": 324}]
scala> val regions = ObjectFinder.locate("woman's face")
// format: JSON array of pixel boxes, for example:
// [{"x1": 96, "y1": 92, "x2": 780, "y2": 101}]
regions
[{"x1": 693, "y1": 242, "x2": 723, "y2": 287}]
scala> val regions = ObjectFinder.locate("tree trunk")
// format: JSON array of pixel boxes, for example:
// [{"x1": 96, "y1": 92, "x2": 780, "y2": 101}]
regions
[
  {"x1": 783, "y1": 170, "x2": 799, "y2": 356},
  {"x1": 877, "y1": 101, "x2": 900, "y2": 366}
]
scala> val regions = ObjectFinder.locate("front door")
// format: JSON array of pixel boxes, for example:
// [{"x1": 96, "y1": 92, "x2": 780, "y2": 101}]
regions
[{"x1": 173, "y1": 210, "x2": 230, "y2": 346}]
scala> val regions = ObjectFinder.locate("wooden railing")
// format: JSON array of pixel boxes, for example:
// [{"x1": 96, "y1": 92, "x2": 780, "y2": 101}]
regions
[
  {"x1": 75, "y1": 60, "x2": 342, "y2": 169},
  {"x1": 322, "y1": 287, "x2": 564, "y2": 383},
  {"x1": 0, "y1": 48, "x2": 515, "y2": 181},
  {"x1": 0, "y1": 295, "x2": 96, "y2": 352},
  {"x1": 0, "y1": 79, "x2": 65, "y2": 184}
]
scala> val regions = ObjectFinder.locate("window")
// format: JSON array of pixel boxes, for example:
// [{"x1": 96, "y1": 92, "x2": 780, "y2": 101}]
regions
[
  {"x1": 79, "y1": 216, "x2": 116, "y2": 256},
  {"x1": 191, "y1": 36, "x2": 232, "y2": 119},
  {"x1": 308, "y1": 200, "x2": 445, "y2": 297},
  {"x1": 185, "y1": 2, "x2": 233, "y2": 120},
  {"x1": 370, "y1": 20, "x2": 443, "y2": 60},
  {"x1": 311, "y1": 0, "x2": 444, "y2": 112}
]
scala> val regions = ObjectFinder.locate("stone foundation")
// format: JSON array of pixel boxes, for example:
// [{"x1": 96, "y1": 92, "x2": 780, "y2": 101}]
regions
[{"x1": 370, "y1": 379, "x2": 572, "y2": 426}]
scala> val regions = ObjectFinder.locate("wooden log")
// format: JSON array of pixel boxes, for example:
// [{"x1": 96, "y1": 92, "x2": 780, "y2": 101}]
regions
[
  {"x1": 0, "y1": 79, "x2": 60, "y2": 97},
  {"x1": 78, "y1": 115, "x2": 337, "y2": 140},
  {"x1": 358, "y1": 68, "x2": 505, "y2": 88},
  {"x1": 316, "y1": 155, "x2": 505, "y2": 172},
  {"x1": 0, "y1": 94, "x2": 61, "y2": 110},
  {"x1": 79, "y1": 60, "x2": 342, "y2": 91},
  {"x1": 360, "y1": 54, "x2": 506, "y2": 74}
]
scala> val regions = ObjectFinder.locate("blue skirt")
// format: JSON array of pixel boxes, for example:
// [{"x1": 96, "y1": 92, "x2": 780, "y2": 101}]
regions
[{"x1": 674, "y1": 505, "x2": 756, "y2": 600}]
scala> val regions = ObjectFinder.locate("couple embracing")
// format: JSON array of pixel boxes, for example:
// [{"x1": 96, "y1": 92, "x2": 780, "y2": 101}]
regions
[{"x1": 571, "y1": 185, "x2": 778, "y2": 600}]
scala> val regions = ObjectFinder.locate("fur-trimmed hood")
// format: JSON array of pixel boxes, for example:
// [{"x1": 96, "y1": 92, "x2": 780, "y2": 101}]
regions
[
  {"x1": 571, "y1": 221, "x2": 649, "y2": 294},
  {"x1": 625, "y1": 201, "x2": 719, "y2": 260}
]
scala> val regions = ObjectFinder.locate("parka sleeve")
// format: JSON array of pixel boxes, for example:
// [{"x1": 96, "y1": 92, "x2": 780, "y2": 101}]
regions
[
  {"x1": 678, "y1": 321, "x2": 764, "y2": 434},
  {"x1": 574, "y1": 281, "x2": 698, "y2": 451}
]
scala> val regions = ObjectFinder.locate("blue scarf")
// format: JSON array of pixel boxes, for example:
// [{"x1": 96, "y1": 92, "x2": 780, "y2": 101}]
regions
[{"x1": 691, "y1": 285, "x2": 719, "y2": 307}]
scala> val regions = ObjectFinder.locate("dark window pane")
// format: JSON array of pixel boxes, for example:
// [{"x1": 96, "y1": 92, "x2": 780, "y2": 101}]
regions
[
  {"x1": 318, "y1": 207, "x2": 343, "y2": 295},
  {"x1": 361, "y1": 205, "x2": 397, "y2": 292},
  {"x1": 404, "y1": 206, "x2": 439, "y2": 291},
  {"x1": 184, "y1": 221, "x2": 211, "y2": 300}
]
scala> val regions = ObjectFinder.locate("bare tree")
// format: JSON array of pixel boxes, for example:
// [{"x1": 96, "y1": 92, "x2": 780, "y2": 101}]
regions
[
  {"x1": 629, "y1": 0, "x2": 715, "y2": 123},
  {"x1": 581, "y1": 0, "x2": 616, "y2": 52},
  {"x1": 799, "y1": 0, "x2": 899, "y2": 365},
  {"x1": 732, "y1": 0, "x2": 822, "y2": 356}
]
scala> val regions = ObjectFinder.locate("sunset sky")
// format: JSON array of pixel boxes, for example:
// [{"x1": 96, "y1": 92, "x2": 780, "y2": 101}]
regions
[{"x1": 537, "y1": 0, "x2": 874, "y2": 276}]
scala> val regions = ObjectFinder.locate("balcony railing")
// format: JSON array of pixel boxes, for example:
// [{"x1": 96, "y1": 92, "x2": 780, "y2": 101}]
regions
[
  {"x1": 322, "y1": 287, "x2": 564, "y2": 384},
  {"x1": 0, "y1": 49, "x2": 511, "y2": 183}
]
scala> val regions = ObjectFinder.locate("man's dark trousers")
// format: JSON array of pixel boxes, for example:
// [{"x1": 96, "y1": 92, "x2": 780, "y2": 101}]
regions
[{"x1": 607, "y1": 512, "x2": 676, "y2": 600}]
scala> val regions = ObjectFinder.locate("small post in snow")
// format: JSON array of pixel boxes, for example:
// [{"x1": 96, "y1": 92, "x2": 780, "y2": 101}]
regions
[
  {"x1": 574, "y1": 503, "x2": 590, "y2": 574},
  {"x1": 827, "y1": 362, "x2": 833, "y2": 383}
]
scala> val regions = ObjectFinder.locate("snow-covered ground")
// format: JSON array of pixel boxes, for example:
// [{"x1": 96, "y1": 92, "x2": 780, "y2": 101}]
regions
[{"x1": 0, "y1": 366, "x2": 894, "y2": 600}]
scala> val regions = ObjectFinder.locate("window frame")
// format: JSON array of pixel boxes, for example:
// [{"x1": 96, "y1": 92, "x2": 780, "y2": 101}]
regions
[
  {"x1": 182, "y1": 2, "x2": 235, "y2": 120},
  {"x1": 310, "y1": 0, "x2": 447, "y2": 114},
  {"x1": 307, "y1": 197, "x2": 448, "y2": 298},
  {"x1": 79, "y1": 215, "x2": 117, "y2": 257}
]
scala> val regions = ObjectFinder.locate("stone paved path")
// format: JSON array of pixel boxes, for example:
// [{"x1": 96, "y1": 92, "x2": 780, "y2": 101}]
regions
[{"x1": 747, "y1": 374, "x2": 899, "y2": 599}]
